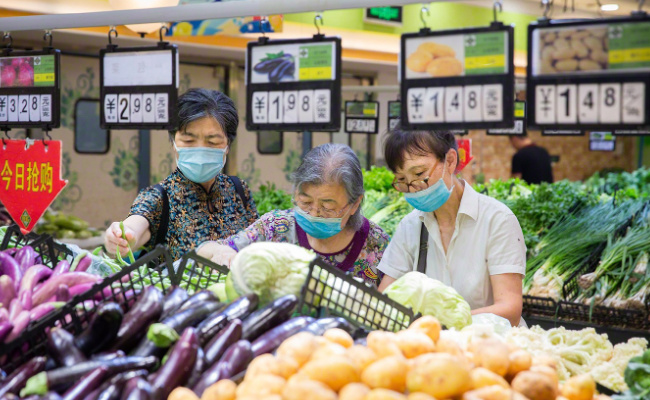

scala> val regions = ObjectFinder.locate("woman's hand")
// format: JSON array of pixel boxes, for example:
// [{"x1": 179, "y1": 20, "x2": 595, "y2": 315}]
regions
[
  {"x1": 104, "y1": 216, "x2": 151, "y2": 257},
  {"x1": 104, "y1": 222, "x2": 136, "y2": 257},
  {"x1": 197, "y1": 242, "x2": 238, "y2": 268}
]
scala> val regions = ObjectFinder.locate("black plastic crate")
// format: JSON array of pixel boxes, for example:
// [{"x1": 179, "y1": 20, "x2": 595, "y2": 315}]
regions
[
  {"x1": 0, "y1": 224, "x2": 73, "y2": 268},
  {"x1": 174, "y1": 251, "x2": 229, "y2": 295},
  {"x1": 558, "y1": 300, "x2": 649, "y2": 330},
  {"x1": 522, "y1": 295, "x2": 559, "y2": 318},
  {"x1": 297, "y1": 257, "x2": 415, "y2": 332}
]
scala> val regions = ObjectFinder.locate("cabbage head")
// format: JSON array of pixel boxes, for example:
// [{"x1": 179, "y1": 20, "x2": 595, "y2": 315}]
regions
[
  {"x1": 225, "y1": 242, "x2": 315, "y2": 304},
  {"x1": 383, "y1": 271, "x2": 472, "y2": 330}
]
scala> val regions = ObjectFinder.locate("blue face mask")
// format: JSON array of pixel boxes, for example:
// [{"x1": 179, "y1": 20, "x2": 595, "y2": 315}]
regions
[
  {"x1": 175, "y1": 144, "x2": 227, "y2": 184},
  {"x1": 294, "y1": 207, "x2": 344, "y2": 240},
  {"x1": 403, "y1": 163, "x2": 454, "y2": 213}
]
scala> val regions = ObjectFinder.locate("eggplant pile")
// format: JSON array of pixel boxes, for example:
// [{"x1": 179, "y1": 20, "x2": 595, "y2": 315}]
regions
[
  {"x1": 0, "y1": 246, "x2": 100, "y2": 345},
  {"x1": 1, "y1": 284, "x2": 323, "y2": 400},
  {"x1": 253, "y1": 51, "x2": 295, "y2": 83}
]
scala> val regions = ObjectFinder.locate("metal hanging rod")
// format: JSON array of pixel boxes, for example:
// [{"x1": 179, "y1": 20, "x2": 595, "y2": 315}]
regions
[{"x1": 0, "y1": 0, "x2": 431, "y2": 32}]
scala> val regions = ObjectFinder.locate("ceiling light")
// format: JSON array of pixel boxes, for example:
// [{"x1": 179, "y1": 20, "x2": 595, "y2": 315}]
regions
[{"x1": 600, "y1": 3, "x2": 619, "y2": 11}]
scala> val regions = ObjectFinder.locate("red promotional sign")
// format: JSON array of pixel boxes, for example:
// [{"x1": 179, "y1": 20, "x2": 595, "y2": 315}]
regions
[
  {"x1": 0, "y1": 139, "x2": 66, "y2": 234},
  {"x1": 456, "y1": 138, "x2": 473, "y2": 173}
]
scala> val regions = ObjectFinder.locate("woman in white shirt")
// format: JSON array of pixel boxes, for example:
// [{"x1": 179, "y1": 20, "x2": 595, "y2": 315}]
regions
[{"x1": 377, "y1": 128, "x2": 527, "y2": 326}]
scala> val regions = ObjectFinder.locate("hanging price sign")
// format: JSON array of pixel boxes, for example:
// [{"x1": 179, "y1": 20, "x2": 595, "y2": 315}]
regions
[
  {"x1": 0, "y1": 49, "x2": 61, "y2": 130},
  {"x1": 456, "y1": 138, "x2": 473, "y2": 172},
  {"x1": 246, "y1": 36, "x2": 342, "y2": 132},
  {"x1": 100, "y1": 43, "x2": 179, "y2": 130},
  {"x1": 0, "y1": 140, "x2": 66, "y2": 233},
  {"x1": 488, "y1": 101, "x2": 526, "y2": 135},
  {"x1": 345, "y1": 101, "x2": 379, "y2": 134},
  {"x1": 400, "y1": 23, "x2": 515, "y2": 130},
  {"x1": 388, "y1": 100, "x2": 401, "y2": 131},
  {"x1": 589, "y1": 131, "x2": 616, "y2": 151},
  {"x1": 527, "y1": 16, "x2": 650, "y2": 130}
]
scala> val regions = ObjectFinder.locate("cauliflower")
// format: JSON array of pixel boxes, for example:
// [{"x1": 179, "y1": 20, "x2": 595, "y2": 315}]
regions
[
  {"x1": 609, "y1": 337, "x2": 648, "y2": 373},
  {"x1": 590, "y1": 362, "x2": 627, "y2": 392}
]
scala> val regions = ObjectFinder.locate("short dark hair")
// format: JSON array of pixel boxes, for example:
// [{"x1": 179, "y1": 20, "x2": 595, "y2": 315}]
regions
[
  {"x1": 384, "y1": 124, "x2": 458, "y2": 172},
  {"x1": 170, "y1": 88, "x2": 238, "y2": 144}
]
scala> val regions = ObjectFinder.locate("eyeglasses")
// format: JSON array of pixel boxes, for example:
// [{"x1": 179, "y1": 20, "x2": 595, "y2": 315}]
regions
[
  {"x1": 392, "y1": 164, "x2": 438, "y2": 193},
  {"x1": 292, "y1": 198, "x2": 353, "y2": 219}
]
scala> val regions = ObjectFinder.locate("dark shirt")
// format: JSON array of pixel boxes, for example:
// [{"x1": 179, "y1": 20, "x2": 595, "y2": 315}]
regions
[
  {"x1": 129, "y1": 169, "x2": 259, "y2": 260},
  {"x1": 511, "y1": 144, "x2": 554, "y2": 184}
]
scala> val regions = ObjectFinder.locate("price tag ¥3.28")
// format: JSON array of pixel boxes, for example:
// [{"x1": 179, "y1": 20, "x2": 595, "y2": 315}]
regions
[{"x1": 0, "y1": 140, "x2": 67, "y2": 233}]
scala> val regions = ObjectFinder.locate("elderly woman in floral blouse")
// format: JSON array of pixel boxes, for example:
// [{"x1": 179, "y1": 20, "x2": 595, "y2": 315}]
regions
[
  {"x1": 104, "y1": 89, "x2": 259, "y2": 261},
  {"x1": 198, "y1": 143, "x2": 389, "y2": 286}
]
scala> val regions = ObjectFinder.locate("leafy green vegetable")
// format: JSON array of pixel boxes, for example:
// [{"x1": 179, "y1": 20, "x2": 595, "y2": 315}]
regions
[
  {"x1": 227, "y1": 242, "x2": 315, "y2": 304},
  {"x1": 383, "y1": 271, "x2": 472, "y2": 330},
  {"x1": 252, "y1": 182, "x2": 293, "y2": 215},
  {"x1": 362, "y1": 166, "x2": 395, "y2": 192},
  {"x1": 614, "y1": 349, "x2": 650, "y2": 400}
]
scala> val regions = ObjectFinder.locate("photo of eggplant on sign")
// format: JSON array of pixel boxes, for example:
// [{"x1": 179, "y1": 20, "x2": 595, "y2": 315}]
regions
[{"x1": 253, "y1": 51, "x2": 295, "y2": 83}]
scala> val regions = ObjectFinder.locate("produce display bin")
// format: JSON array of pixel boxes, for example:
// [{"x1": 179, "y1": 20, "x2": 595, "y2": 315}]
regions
[
  {"x1": 0, "y1": 248, "x2": 227, "y2": 373},
  {"x1": 522, "y1": 295, "x2": 559, "y2": 318},
  {"x1": 0, "y1": 224, "x2": 73, "y2": 268},
  {"x1": 297, "y1": 257, "x2": 415, "y2": 332}
]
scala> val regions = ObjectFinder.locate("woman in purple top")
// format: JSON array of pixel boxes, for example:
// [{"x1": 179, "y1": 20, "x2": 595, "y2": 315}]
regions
[{"x1": 197, "y1": 143, "x2": 390, "y2": 286}]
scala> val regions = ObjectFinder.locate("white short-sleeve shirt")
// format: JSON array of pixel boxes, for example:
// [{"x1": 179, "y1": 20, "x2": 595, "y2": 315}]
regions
[{"x1": 377, "y1": 183, "x2": 526, "y2": 310}]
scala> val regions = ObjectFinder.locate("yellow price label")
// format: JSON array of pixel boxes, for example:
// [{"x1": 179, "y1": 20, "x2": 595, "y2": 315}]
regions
[
  {"x1": 609, "y1": 48, "x2": 650, "y2": 64},
  {"x1": 299, "y1": 67, "x2": 332, "y2": 81},
  {"x1": 465, "y1": 55, "x2": 505, "y2": 70},
  {"x1": 34, "y1": 73, "x2": 55, "y2": 83}
]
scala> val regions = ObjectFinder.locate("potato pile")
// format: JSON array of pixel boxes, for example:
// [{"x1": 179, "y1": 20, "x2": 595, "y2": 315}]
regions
[
  {"x1": 406, "y1": 42, "x2": 463, "y2": 77},
  {"x1": 539, "y1": 28, "x2": 609, "y2": 74},
  {"x1": 168, "y1": 316, "x2": 610, "y2": 400}
]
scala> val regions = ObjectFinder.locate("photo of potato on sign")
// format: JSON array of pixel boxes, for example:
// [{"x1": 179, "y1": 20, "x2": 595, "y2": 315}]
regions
[
  {"x1": 406, "y1": 41, "x2": 463, "y2": 77},
  {"x1": 536, "y1": 27, "x2": 608, "y2": 75}
]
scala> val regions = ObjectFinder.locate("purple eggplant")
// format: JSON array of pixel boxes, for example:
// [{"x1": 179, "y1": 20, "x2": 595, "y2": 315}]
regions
[
  {"x1": 2, "y1": 248, "x2": 18, "y2": 256},
  {"x1": 19, "y1": 264, "x2": 53, "y2": 310},
  {"x1": 0, "y1": 321, "x2": 13, "y2": 342},
  {"x1": 14, "y1": 246, "x2": 37, "y2": 272},
  {"x1": 241, "y1": 294, "x2": 297, "y2": 341},
  {"x1": 251, "y1": 316, "x2": 314, "y2": 357},
  {"x1": 20, "y1": 356, "x2": 159, "y2": 396},
  {"x1": 0, "y1": 252, "x2": 22, "y2": 290},
  {"x1": 5, "y1": 310, "x2": 29, "y2": 343},
  {"x1": 67, "y1": 283, "x2": 94, "y2": 298},
  {"x1": 196, "y1": 294, "x2": 257, "y2": 345},
  {"x1": 32, "y1": 273, "x2": 101, "y2": 307},
  {"x1": 0, "y1": 275, "x2": 15, "y2": 308},
  {"x1": 269, "y1": 59, "x2": 295, "y2": 82},
  {"x1": 131, "y1": 302, "x2": 223, "y2": 358},
  {"x1": 253, "y1": 58, "x2": 285, "y2": 73},
  {"x1": 95, "y1": 370, "x2": 148, "y2": 400},
  {"x1": 300, "y1": 317, "x2": 355, "y2": 336},
  {"x1": 110, "y1": 286, "x2": 164, "y2": 352},
  {"x1": 0, "y1": 356, "x2": 46, "y2": 397},
  {"x1": 47, "y1": 327, "x2": 87, "y2": 368},
  {"x1": 203, "y1": 319, "x2": 242, "y2": 367},
  {"x1": 159, "y1": 287, "x2": 189, "y2": 320},
  {"x1": 177, "y1": 290, "x2": 219, "y2": 313},
  {"x1": 29, "y1": 302, "x2": 65, "y2": 321},
  {"x1": 186, "y1": 347, "x2": 205, "y2": 389},
  {"x1": 74, "y1": 302, "x2": 123, "y2": 356},
  {"x1": 41, "y1": 392, "x2": 62, "y2": 400},
  {"x1": 193, "y1": 340, "x2": 252, "y2": 397},
  {"x1": 73, "y1": 256, "x2": 92, "y2": 273},
  {"x1": 120, "y1": 377, "x2": 151, "y2": 400},
  {"x1": 52, "y1": 260, "x2": 70, "y2": 276},
  {"x1": 7, "y1": 299, "x2": 22, "y2": 321},
  {"x1": 91, "y1": 350, "x2": 125, "y2": 362},
  {"x1": 62, "y1": 366, "x2": 109, "y2": 400},
  {"x1": 149, "y1": 328, "x2": 199, "y2": 400},
  {"x1": 196, "y1": 313, "x2": 228, "y2": 346},
  {"x1": 0, "y1": 308, "x2": 8, "y2": 323},
  {"x1": 55, "y1": 284, "x2": 70, "y2": 302}
]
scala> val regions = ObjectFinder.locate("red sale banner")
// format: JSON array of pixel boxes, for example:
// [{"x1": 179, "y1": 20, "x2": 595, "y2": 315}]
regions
[
  {"x1": 456, "y1": 138, "x2": 473, "y2": 173},
  {"x1": 0, "y1": 139, "x2": 67, "y2": 234}
]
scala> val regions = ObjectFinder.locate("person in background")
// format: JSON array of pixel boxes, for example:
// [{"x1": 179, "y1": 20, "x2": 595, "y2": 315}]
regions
[
  {"x1": 377, "y1": 128, "x2": 526, "y2": 327},
  {"x1": 197, "y1": 143, "x2": 390, "y2": 287},
  {"x1": 509, "y1": 133, "x2": 554, "y2": 184},
  {"x1": 104, "y1": 88, "x2": 259, "y2": 261}
]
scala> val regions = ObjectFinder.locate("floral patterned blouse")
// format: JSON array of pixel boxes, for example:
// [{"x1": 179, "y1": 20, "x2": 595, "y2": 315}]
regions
[
  {"x1": 218, "y1": 209, "x2": 390, "y2": 286},
  {"x1": 130, "y1": 169, "x2": 259, "y2": 260}
]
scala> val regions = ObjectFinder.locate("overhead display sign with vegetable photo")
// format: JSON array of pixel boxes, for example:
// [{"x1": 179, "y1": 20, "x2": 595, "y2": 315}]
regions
[
  {"x1": 526, "y1": 16, "x2": 650, "y2": 131},
  {"x1": 345, "y1": 101, "x2": 380, "y2": 134},
  {"x1": 0, "y1": 49, "x2": 61, "y2": 131},
  {"x1": 100, "y1": 43, "x2": 179, "y2": 131},
  {"x1": 246, "y1": 36, "x2": 342, "y2": 132},
  {"x1": 400, "y1": 24, "x2": 515, "y2": 130}
]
